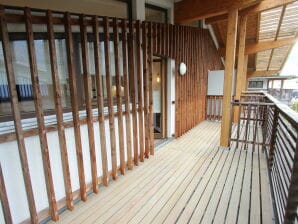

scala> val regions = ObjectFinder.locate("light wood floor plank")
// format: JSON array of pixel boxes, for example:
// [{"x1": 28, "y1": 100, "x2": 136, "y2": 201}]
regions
[{"x1": 46, "y1": 121, "x2": 274, "y2": 224}]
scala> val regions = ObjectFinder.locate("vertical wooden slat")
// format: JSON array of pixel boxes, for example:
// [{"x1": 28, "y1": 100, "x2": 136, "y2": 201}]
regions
[
  {"x1": 136, "y1": 20, "x2": 145, "y2": 162},
  {"x1": 128, "y1": 20, "x2": 139, "y2": 164},
  {"x1": 24, "y1": 8, "x2": 59, "y2": 220},
  {"x1": 0, "y1": 165, "x2": 12, "y2": 224},
  {"x1": 93, "y1": 16, "x2": 109, "y2": 186},
  {"x1": 64, "y1": 12, "x2": 87, "y2": 201},
  {"x1": 148, "y1": 22, "x2": 154, "y2": 155},
  {"x1": 142, "y1": 21, "x2": 150, "y2": 158},
  {"x1": 103, "y1": 17, "x2": 118, "y2": 179},
  {"x1": 113, "y1": 18, "x2": 125, "y2": 175},
  {"x1": 46, "y1": 10, "x2": 74, "y2": 210},
  {"x1": 0, "y1": 7, "x2": 38, "y2": 223},
  {"x1": 121, "y1": 19, "x2": 133, "y2": 170},
  {"x1": 80, "y1": 15, "x2": 98, "y2": 193},
  {"x1": 153, "y1": 23, "x2": 157, "y2": 54}
]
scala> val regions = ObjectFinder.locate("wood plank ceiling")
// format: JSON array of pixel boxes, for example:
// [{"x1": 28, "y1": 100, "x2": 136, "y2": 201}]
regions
[{"x1": 211, "y1": 1, "x2": 298, "y2": 75}]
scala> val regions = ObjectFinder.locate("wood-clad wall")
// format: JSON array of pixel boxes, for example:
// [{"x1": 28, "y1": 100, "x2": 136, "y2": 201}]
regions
[
  {"x1": 152, "y1": 24, "x2": 223, "y2": 137},
  {"x1": 0, "y1": 5, "x2": 222, "y2": 223}
]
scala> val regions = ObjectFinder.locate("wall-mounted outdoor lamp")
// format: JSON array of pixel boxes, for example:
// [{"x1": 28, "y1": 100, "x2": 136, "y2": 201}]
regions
[
  {"x1": 156, "y1": 73, "x2": 160, "y2": 83},
  {"x1": 179, "y1": 62, "x2": 187, "y2": 75}
]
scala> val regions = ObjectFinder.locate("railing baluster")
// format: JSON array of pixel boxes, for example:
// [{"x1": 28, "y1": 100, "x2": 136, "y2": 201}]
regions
[{"x1": 269, "y1": 107, "x2": 279, "y2": 169}]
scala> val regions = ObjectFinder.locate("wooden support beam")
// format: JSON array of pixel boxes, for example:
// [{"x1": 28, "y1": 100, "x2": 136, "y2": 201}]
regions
[
  {"x1": 0, "y1": 165, "x2": 12, "y2": 224},
  {"x1": 136, "y1": 20, "x2": 145, "y2": 162},
  {"x1": 80, "y1": 14, "x2": 98, "y2": 194},
  {"x1": 113, "y1": 18, "x2": 126, "y2": 175},
  {"x1": 219, "y1": 37, "x2": 298, "y2": 56},
  {"x1": 206, "y1": 0, "x2": 295, "y2": 24},
  {"x1": 247, "y1": 70, "x2": 279, "y2": 78},
  {"x1": 128, "y1": 20, "x2": 139, "y2": 164},
  {"x1": 24, "y1": 8, "x2": 59, "y2": 221},
  {"x1": 148, "y1": 22, "x2": 154, "y2": 155},
  {"x1": 174, "y1": 0, "x2": 260, "y2": 24},
  {"x1": 103, "y1": 17, "x2": 118, "y2": 180},
  {"x1": 92, "y1": 16, "x2": 109, "y2": 186},
  {"x1": 121, "y1": 19, "x2": 133, "y2": 169},
  {"x1": 243, "y1": 56, "x2": 249, "y2": 91},
  {"x1": 233, "y1": 15, "x2": 247, "y2": 124},
  {"x1": 47, "y1": 10, "x2": 74, "y2": 210},
  {"x1": 220, "y1": 9, "x2": 238, "y2": 148},
  {"x1": 142, "y1": 21, "x2": 150, "y2": 159},
  {"x1": 0, "y1": 7, "x2": 38, "y2": 223},
  {"x1": 64, "y1": 12, "x2": 87, "y2": 201}
]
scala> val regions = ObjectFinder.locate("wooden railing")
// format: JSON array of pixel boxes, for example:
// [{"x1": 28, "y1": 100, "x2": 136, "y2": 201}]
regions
[
  {"x1": 230, "y1": 92, "x2": 298, "y2": 223},
  {"x1": 206, "y1": 95, "x2": 223, "y2": 121}
]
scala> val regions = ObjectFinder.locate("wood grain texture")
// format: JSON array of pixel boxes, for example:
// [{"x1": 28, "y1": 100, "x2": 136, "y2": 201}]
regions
[
  {"x1": 47, "y1": 10, "x2": 74, "y2": 210},
  {"x1": 128, "y1": 20, "x2": 139, "y2": 165},
  {"x1": 64, "y1": 12, "x2": 87, "y2": 201},
  {"x1": 80, "y1": 14, "x2": 98, "y2": 194},
  {"x1": 113, "y1": 18, "x2": 126, "y2": 175},
  {"x1": 142, "y1": 21, "x2": 150, "y2": 158},
  {"x1": 136, "y1": 20, "x2": 145, "y2": 162},
  {"x1": 220, "y1": 9, "x2": 238, "y2": 147},
  {"x1": 92, "y1": 15, "x2": 109, "y2": 186},
  {"x1": 103, "y1": 17, "x2": 118, "y2": 180},
  {"x1": 121, "y1": 19, "x2": 133, "y2": 170},
  {"x1": 0, "y1": 165, "x2": 12, "y2": 224},
  {"x1": 0, "y1": 6, "x2": 38, "y2": 223},
  {"x1": 24, "y1": 8, "x2": 59, "y2": 221}
]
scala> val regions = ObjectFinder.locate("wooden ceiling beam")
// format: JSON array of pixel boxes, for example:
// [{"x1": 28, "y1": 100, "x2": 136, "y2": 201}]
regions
[
  {"x1": 205, "y1": 0, "x2": 295, "y2": 24},
  {"x1": 174, "y1": 0, "x2": 261, "y2": 24},
  {"x1": 218, "y1": 37, "x2": 298, "y2": 56},
  {"x1": 247, "y1": 70, "x2": 279, "y2": 78}
]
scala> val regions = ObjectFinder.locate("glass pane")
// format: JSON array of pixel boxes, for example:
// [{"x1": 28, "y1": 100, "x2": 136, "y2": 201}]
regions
[{"x1": 145, "y1": 6, "x2": 167, "y2": 23}]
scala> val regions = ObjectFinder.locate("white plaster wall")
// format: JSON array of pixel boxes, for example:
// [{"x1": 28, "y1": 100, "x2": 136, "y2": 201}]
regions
[{"x1": 0, "y1": 108, "x2": 133, "y2": 223}]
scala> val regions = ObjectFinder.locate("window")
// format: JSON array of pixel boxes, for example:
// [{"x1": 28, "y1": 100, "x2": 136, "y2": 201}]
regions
[
  {"x1": 248, "y1": 81, "x2": 264, "y2": 89},
  {"x1": 0, "y1": 34, "x2": 126, "y2": 122},
  {"x1": 145, "y1": 4, "x2": 168, "y2": 24}
]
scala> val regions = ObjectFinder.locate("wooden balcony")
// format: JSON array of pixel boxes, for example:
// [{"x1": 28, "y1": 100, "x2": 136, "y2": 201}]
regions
[{"x1": 50, "y1": 121, "x2": 274, "y2": 224}]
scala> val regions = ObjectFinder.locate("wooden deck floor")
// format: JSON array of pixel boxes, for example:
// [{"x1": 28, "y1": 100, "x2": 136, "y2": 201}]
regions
[{"x1": 50, "y1": 121, "x2": 275, "y2": 224}]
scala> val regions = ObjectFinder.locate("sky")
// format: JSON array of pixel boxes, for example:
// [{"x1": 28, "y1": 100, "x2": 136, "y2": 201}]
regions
[{"x1": 280, "y1": 42, "x2": 298, "y2": 76}]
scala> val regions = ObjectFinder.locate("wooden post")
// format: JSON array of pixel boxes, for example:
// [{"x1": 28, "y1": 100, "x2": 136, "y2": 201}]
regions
[
  {"x1": 24, "y1": 8, "x2": 59, "y2": 220},
  {"x1": 220, "y1": 9, "x2": 238, "y2": 148},
  {"x1": 243, "y1": 55, "x2": 248, "y2": 91},
  {"x1": 136, "y1": 20, "x2": 145, "y2": 162},
  {"x1": 121, "y1": 19, "x2": 133, "y2": 170},
  {"x1": 0, "y1": 7, "x2": 38, "y2": 223},
  {"x1": 47, "y1": 10, "x2": 74, "y2": 209},
  {"x1": 0, "y1": 165, "x2": 12, "y2": 224},
  {"x1": 64, "y1": 12, "x2": 87, "y2": 201},
  {"x1": 93, "y1": 16, "x2": 109, "y2": 186},
  {"x1": 80, "y1": 15, "x2": 98, "y2": 193},
  {"x1": 148, "y1": 22, "x2": 154, "y2": 155},
  {"x1": 103, "y1": 17, "x2": 118, "y2": 180},
  {"x1": 142, "y1": 21, "x2": 150, "y2": 158},
  {"x1": 128, "y1": 21, "x2": 139, "y2": 164},
  {"x1": 233, "y1": 15, "x2": 247, "y2": 123},
  {"x1": 113, "y1": 18, "x2": 126, "y2": 175}
]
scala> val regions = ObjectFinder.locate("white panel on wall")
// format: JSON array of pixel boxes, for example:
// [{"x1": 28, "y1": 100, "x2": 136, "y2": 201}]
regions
[
  {"x1": 207, "y1": 70, "x2": 224, "y2": 96},
  {"x1": 25, "y1": 136, "x2": 49, "y2": 212},
  {"x1": 0, "y1": 141, "x2": 29, "y2": 223},
  {"x1": 65, "y1": 128, "x2": 80, "y2": 192},
  {"x1": 80, "y1": 125, "x2": 92, "y2": 185},
  {"x1": 47, "y1": 131, "x2": 66, "y2": 201}
]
